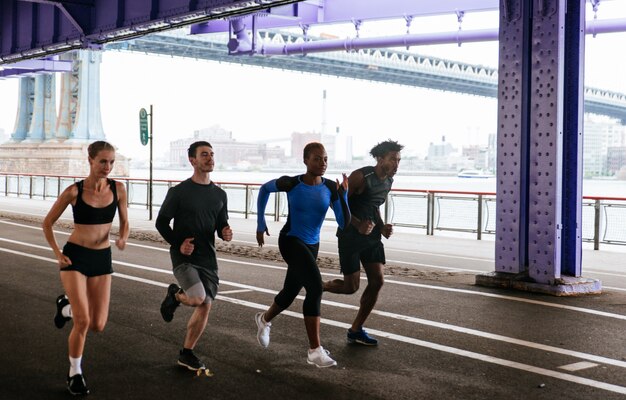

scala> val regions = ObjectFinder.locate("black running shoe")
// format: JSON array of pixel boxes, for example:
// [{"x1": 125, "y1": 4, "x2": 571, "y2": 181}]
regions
[
  {"x1": 67, "y1": 373, "x2": 89, "y2": 395},
  {"x1": 54, "y1": 294, "x2": 71, "y2": 329},
  {"x1": 160, "y1": 283, "x2": 181, "y2": 322},
  {"x1": 177, "y1": 350, "x2": 206, "y2": 371}
]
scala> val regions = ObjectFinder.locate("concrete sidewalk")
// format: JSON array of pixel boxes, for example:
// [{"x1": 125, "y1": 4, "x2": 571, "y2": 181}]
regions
[{"x1": 1, "y1": 195, "x2": 624, "y2": 290}]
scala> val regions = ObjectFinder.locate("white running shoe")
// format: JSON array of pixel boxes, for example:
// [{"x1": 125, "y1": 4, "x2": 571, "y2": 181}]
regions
[
  {"x1": 307, "y1": 346, "x2": 337, "y2": 368},
  {"x1": 255, "y1": 312, "x2": 271, "y2": 348}
]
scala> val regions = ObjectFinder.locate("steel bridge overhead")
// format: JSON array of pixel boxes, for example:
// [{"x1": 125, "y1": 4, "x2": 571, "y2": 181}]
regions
[
  {"x1": 0, "y1": 0, "x2": 303, "y2": 63},
  {"x1": 104, "y1": 29, "x2": 626, "y2": 121}
]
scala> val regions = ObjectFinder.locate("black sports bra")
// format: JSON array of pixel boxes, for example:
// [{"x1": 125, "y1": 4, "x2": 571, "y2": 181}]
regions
[{"x1": 72, "y1": 179, "x2": 118, "y2": 225}]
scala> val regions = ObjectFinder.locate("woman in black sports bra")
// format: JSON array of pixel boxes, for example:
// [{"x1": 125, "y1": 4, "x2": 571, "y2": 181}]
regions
[{"x1": 42, "y1": 141, "x2": 129, "y2": 395}]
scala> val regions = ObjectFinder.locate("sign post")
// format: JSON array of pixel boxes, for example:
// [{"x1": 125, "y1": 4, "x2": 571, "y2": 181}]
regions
[{"x1": 139, "y1": 106, "x2": 154, "y2": 220}]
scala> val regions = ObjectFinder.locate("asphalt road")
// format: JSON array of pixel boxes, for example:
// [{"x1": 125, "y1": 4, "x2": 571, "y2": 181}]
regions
[{"x1": 0, "y1": 206, "x2": 625, "y2": 399}]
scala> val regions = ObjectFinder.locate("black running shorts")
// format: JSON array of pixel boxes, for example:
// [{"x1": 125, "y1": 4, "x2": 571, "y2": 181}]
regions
[
  {"x1": 337, "y1": 233, "x2": 386, "y2": 275},
  {"x1": 60, "y1": 242, "x2": 113, "y2": 277}
]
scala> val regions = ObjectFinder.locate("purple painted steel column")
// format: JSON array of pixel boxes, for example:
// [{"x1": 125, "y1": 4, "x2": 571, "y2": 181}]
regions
[
  {"x1": 494, "y1": 0, "x2": 529, "y2": 274},
  {"x1": 527, "y1": 0, "x2": 566, "y2": 284},
  {"x1": 561, "y1": 0, "x2": 585, "y2": 276},
  {"x1": 485, "y1": 0, "x2": 600, "y2": 293}
]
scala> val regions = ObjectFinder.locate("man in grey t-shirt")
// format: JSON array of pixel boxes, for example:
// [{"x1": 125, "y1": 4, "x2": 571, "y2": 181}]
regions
[{"x1": 156, "y1": 141, "x2": 232, "y2": 371}]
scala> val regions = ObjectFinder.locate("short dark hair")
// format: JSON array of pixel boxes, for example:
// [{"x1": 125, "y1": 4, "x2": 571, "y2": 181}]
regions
[
  {"x1": 88, "y1": 141, "x2": 115, "y2": 159},
  {"x1": 303, "y1": 142, "x2": 325, "y2": 159},
  {"x1": 370, "y1": 140, "x2": 404, "y2": 158},
  {"x1": 188, "y1": 141, "x2": 212, "y2": 158}
]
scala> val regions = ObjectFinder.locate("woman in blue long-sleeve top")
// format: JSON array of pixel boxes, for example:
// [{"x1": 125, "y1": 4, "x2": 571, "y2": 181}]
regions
[{"x1": 254, "y1": 142, "x2": 350, "y2": 368}]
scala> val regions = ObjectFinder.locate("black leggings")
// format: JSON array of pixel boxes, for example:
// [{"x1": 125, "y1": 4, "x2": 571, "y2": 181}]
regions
[{"x1": 275, "y1": 234, "x2": 322, "y2": 317}]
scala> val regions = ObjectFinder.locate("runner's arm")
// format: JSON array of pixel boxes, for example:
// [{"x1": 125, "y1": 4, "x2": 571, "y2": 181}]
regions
[
  {"x1": 331, "y1": 174, "x2": 351, "y2": 229},
  {"x1": 115, "y1": 181, "x2": 130, "y2": 249},
  {"x1": 42, "y1": 184, "x2": 76, "y2": 264},
  {"x1": 155, "y1": 187, "x2": 178, "y2": 246}
]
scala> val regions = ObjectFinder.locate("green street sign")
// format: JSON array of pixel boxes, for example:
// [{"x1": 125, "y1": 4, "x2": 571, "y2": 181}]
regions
[{"x1": 139, "y1": 108, "x2": 149, "y2": 145}]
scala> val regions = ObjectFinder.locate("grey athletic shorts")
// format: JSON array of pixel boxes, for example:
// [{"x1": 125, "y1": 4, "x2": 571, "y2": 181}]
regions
[{"x1": 173, "y1": 263, "x2": 219, "y2": 304}]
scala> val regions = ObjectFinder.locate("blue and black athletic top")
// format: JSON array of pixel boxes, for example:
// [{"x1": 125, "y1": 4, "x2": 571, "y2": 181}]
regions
[{"x1": 256, "y1": 175, "x2": 350, "y2": 245}]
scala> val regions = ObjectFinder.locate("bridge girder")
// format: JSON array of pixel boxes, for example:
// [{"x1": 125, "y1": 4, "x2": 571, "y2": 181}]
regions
[
  {"x1": 103, "y1": 30, "x2": 626, "y2": 121},
  {"x1": 191, "y1": 0, "x2": 499, "y2": 34},
  {"x1": 0, "y1": 0, "x2": 303, "y2": 64}
]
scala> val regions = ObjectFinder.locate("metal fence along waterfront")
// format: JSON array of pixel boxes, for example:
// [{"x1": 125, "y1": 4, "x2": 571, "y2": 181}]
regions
[{"x1": 2, "y1": 173, "x2": 625, "y2": 250}]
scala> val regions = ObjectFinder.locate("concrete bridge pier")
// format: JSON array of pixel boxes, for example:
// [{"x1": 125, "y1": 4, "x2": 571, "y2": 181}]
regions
[
  {"x1": 0, "y1": 50, "x2": 127, "y2": 177},
  {"x1": 10, "y1": 78, "x2": 34, "y2": 142},
  {"x1": 23, "y1": 74, "x2": 56, "y2": 142}
]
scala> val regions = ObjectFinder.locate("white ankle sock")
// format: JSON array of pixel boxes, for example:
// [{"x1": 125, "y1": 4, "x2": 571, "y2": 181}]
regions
[
  {"x1": 62, "y1": 305, "x2": 72, "y2": 319},
  {"x1": 69, "y1": 356, "x2": 82, "y2": 376}
]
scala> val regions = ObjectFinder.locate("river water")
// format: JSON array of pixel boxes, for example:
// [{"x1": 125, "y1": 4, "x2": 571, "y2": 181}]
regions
[{"x1": 132, "y1": 168, "x2": 626, "y2": 198}]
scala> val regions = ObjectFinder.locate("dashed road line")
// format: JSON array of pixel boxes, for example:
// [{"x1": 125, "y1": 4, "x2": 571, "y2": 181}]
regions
[{"x1": 558, "y1": 362, "x2": 600, "y2": 372}]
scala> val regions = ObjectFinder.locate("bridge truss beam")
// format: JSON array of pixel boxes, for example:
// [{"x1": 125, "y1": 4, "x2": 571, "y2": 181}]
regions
[
  {"x1": 0, "y1": 0, "x2": 303, "y2": 64},
  {"x1": 104, "y1": 30, "x2": 626, "y2": 121}
]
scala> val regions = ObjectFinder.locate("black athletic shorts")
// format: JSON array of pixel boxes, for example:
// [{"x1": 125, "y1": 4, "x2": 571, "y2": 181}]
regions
[
  {"x1": 337, "y1": 231, "x2": 386, "y2": 275},
  {"x1": 60, "y1": 242, "x2": 113, "y2": 277}
]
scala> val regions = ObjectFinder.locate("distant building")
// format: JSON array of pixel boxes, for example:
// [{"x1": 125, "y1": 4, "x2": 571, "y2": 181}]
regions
[
  {"x1": 169, "y1": 125, "x2": 285, "y2": 168},
  {"x1": 607, "y1": 146, "x2": 626, "y2": 175},
  {"x1": 462, "y1": 145, "x2": 488, "y2": 170},
  {"x1": 291, "y1": 131, "x2": 320, "y2": 160},
  {"x1": 424, "y1": 136, "x2": 478, "y2": 171},
  {"x1": 427, "y1": 136, "x2": 455, "y2": 159},
  {"x1": 583, "y1": 115, "x2": 626, "y2": 176},
  {"x1": 335, "y1": 130, "x2": 353, "y2": 163},
  {"x1": 321, "y1": 133, "x2": 336, "y2": 162},
  {"x1": 487, "y1": 133, "x2": 497, "y2": 173}
]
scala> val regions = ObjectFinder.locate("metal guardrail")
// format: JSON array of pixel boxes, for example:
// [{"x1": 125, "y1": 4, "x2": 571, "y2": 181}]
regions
[{"x1": 1, "y1": 173, "x2": 625, "y2": 250}]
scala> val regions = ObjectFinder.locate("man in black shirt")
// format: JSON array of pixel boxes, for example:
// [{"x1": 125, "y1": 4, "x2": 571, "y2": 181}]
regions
[
  {"x1": 156, "y1": 141, "x2": 232, "y2": 370},
  {"x1": 324, "y1": 140, "x2": 403, "y2": 346}
]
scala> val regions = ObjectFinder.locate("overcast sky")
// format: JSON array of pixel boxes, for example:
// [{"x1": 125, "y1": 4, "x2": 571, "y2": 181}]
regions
[{"x1": 0, "y1": 2, "x2": 625, "y2": 161}]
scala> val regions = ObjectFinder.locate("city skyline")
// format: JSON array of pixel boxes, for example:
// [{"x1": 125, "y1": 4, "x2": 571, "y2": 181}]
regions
[{"x1": 0, "y1": 3, "x2": 625, "y2": 163}]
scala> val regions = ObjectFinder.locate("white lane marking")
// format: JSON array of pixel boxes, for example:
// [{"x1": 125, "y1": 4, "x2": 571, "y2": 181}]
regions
[
  {"x1": 379, "y1": 279, "x2": 626, "y2": 321},
  {"x1": 2, "y1": 219, "x2": 626, "y2": 278},
  {"x1": 218, "y1": 301, "x2": 626, "y2": 395},
  {"x1": 8, "y1": 242, "x2": 625, "y2": 370},
  {"x1": 233, "y1": 231, "x2": 495, "y2": 262},
  {"x1": 558, "y1": 362, "x2": 600, "y2": 372},
  {"x1": 234, "y1": 237, "x2": 493, "y2": 263},
  {"x1": 603, "y1": 286, "x2": 626, "y2": 292},
  {"x1": 2, "y1": 230, "x2": 625, "y2": 321},
  {"x1": 114, "y1": 272, "x2": 168, "y2": 287},
  {"x1": 0, "y1": 247, "x2": 57, "y2": 263},
  {"x1": 216, "y1": 258, "x2": 626, "y2": 321},
  {"x1": 215, "y1": 278, "x2": 626, "y2": 369},
  {"x1": 2, "y1": 245, "x2": 626, "y2": 388},
  {"x1": 0, "y1": 237, "x2": 50, "y2": 250},
  {"x1": 218, "y1": 289, "x2": 253, "y2": 295}
]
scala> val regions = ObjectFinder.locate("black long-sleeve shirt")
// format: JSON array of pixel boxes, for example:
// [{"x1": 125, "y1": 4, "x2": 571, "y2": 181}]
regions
[{"x1": 155, "y1": 178, "x2": 229, "y2": 271}]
